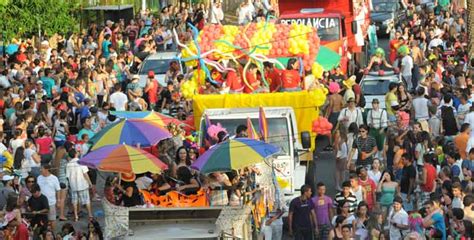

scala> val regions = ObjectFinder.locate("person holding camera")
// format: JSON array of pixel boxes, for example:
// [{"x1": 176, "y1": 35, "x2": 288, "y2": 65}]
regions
[{"x1": 388, "y1": 196, "x2": 409, "y2": 239}]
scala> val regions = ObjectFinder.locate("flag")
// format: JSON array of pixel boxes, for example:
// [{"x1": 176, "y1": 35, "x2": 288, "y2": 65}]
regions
[
  {"x1": 247, "y1": 117, "x2": 259, "y2": 140},
  {"x1": 259, "y1": 107, "x2": 268, "y2": 142},
  {"x1": 202, "y1": 114, "x2": 212, "y2": 147}
]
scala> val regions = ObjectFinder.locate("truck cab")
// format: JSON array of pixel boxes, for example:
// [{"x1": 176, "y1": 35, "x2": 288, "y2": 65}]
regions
[{"x1": 199, "y1": 107, "x2": 311, "y2": 211}]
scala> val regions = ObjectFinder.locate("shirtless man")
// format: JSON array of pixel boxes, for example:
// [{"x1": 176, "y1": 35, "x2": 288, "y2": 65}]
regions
[{"x1": 326, "y1": 82, "x2": 344, "y2": 130}]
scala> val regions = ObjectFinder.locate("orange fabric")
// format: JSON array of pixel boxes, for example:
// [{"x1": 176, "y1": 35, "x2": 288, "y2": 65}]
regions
[
  {"x1": 140, "y1": 189, "x2": 208, "y2": 207},
  {"x1": 454, "y1": 132, "x2": 469, "y2": 160}
]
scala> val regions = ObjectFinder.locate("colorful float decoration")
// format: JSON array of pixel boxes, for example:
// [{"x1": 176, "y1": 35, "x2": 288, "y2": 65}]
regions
[
  {"x1": 312, "y1": 117, "x2": 333, "y2": 136},
  {"x1": 176, "y1": 21, "x2": 321, "y2": 99}
]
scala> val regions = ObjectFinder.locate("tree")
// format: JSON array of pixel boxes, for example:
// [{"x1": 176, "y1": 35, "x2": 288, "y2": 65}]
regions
[{"x1": 0, "y1": 0, "x2": 78, "y2": 41}]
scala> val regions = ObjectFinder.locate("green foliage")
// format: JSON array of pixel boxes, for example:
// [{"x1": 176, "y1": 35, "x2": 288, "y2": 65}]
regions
[{"x1": 0, "y1": 0, "x2": 78, "y2": 41}]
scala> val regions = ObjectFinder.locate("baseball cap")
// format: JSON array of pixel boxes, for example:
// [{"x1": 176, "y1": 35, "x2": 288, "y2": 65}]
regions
[
  {"x1": 148, "y1": 71, "x2": 155, "y2": 78},
  {"x1": 37, "y1": 80, "x2": 43, "y2": 85},
  {"x1": 106, "y1": 20, "x2": 114, "y2": 25}
]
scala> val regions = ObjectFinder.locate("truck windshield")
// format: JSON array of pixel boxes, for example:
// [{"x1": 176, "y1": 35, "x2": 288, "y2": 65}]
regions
[
  {"x1": 373, "y1": 2, "x2": 396, "y2": 12},
  {"x1": 201, "y1": 118, "x2": 290, "y2": 156},
  {"x1": 139, "y1": 59, "x2": 174, "y2": 75},
  {"x1": 280, "y1": 17, "x2": 340, "y2": 41}
]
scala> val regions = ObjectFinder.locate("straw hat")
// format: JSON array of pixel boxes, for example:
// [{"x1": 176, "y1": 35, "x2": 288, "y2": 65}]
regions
[
  {"x1": 121, "y1": 172, "x2": 136, "y2": 182},
  {"x1": 342, "y1": 76, "x2": 356, "y2": 89}
]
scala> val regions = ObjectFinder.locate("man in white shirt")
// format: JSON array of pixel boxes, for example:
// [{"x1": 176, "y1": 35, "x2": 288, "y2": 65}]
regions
[
  {"x1": 388, "y1": 197, "x2": 409, "y2": 240},
  {"x1": 66, "y1": 149, "x2": 93, "y2": 221},
  {"x1": 37, "y1": 165, "x2": 60, "y2": 230},
  {"x1": 109, "y1": 83, "x2": 128, "y2": 111},
  {"x1": 210, "y1": 0, "x2": 224, "y2": 24},
  {"x1": 401, "y1": 53, "x2": 414, "y2": 91},
  {"x1": 337, "y1": 98, "x2": 364, "y2": 129},
  {"x1": 463, "y1": 106, "x2": 474, "y2": 137}
]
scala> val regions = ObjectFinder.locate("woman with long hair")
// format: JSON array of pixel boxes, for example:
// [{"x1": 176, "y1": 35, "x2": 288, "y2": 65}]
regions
[
  {"x1": 377, "y1": 170, "x2": 399, "y2": 217},
  {"x1": 24, "y1": 139, "x2": 41, "y2": 177},
  {"x1": 175, "y1": 146, "x2": 191, "y2": 167},
  {"x1": 86, "y1": 218, "x2": 104, "y2": 240},
  {"x1": 334, "y1": 124, "x2": 348, "y2": 189},
  {"x1": 54, "y1": 142, "x2": 72, "y2": 221},
  {"x1": 396, "y1": 84, "x2": 412, "y2": 113},
  {"x1": 328, "y1": 215, "x2": 346, "y2": 240},
  {"x1": 367, "y1": 211, "x2": 385, "y2": 239}
]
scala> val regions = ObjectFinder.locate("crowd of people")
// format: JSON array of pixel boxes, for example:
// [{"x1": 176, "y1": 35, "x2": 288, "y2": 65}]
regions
[
  {"x1": 0, "y1": 0, "x2": 471, "y2": 239},
  {"x1": 0, "y1": 0, "x2": 284, "y2": 239},
  {"x1": 286, "y1": 0, "x2": 474, "y2": 239}
]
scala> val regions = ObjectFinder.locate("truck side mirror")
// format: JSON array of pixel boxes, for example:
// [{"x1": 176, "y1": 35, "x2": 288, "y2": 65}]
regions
[
  {"x1": 351, "y1": 21, "x2": 358, "y2": 34},
  {"x1": 301, "y1": 131, "x2": 311, "y2": 149}
]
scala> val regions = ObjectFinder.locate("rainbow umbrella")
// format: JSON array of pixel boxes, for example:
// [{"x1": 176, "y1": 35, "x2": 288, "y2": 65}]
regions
[
  {"x1": 111, "y1": 111, "x2": 191, "y2": 128},
  {"x1": 191, "y1": 138, "x2": 279, "y2": 174},
  {"x1": 89, "y1": 118, "x2": 171, "y2": 150},
  {"x1": 79, "y1": 144, "x2": 168, "y2": 174}
]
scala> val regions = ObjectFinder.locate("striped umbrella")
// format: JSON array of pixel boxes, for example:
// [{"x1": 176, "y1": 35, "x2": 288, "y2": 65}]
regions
[
  {"x1": 79, "y1": 144, "x2": 168, "y2": 174},
  {"x1": 191, "y1": 138, "x2": 279, "y2": 174},
  {"x1": 89, "y1": 118, "x2": 171, "y2": 150}
]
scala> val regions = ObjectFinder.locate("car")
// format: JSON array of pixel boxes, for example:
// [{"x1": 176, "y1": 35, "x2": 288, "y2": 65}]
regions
[
  {"x1": 370, "y1": 0, "x2": 406, "y2": 36},
  {"x1": 360, "y1": 71, "x2": 401, "y2": 109},
  {"x1": 137, "y1": 51, "x2": 184, "y2": 88}
]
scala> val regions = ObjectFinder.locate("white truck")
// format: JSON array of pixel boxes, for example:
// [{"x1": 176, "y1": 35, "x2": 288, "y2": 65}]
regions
[{"x1": 198, "y1": 107, "x2": 313, "y2": 211}]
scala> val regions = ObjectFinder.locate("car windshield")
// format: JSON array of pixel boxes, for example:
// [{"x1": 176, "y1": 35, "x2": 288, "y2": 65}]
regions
[
  {"x1": 200, "y1": 117, "x2": 290, "y2": 156},
  {"x1": 361, "y1": 79, "x2": 394, "y2": 95},
  {"x1": 373, "y1": 2, "x2": 396, "y2": 12},
  {"x1": 139, "y1": 59, "x2": 174, "y2": 75}
]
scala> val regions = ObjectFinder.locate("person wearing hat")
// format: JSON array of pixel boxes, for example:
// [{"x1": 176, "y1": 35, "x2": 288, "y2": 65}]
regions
[
  {"x1": 30, "y1": 80, "x2": 47, "y2": 100},
  {"x1": 338, "y1": 97, "x2": 364, "y2": 129},
  {"x1": 342, "y1": 76, "x2": 356, "y2": 104},
  {"x1": 366, "y1": 48, "x2": 392, "y2": 72},
  {"x1": 2, "y1": 211, "x2": 29, "y2": 239},
  {"x1": 388, "y1": 196, "x2": 409, "y2": 240},
  {"x1": 399, "y1": 45, "x2": 414, "y2": 91},
  {"x1": 366, "y1": 98, "x2": 388, "y2": 152},
  {"x1": 144, "y1": 71, "x2": 159, "y2": 110},
  {"x1": 126, "y1": 74, "x2": 144, "y2": 99},
  {"x1": 117, "y1": 172, "x2": 143, "y2": 207},
  {"x1": 326, "y1": 82, "x2": 343, "y2": 131}
]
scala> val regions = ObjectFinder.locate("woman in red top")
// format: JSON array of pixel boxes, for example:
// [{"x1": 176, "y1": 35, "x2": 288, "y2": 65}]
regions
[
  {"x1": 243, "y1": 64, "x2": 261, "y2": 94},
  {"x1": 35, "y1": 126, "x2": 55, "y2": 165},
  {"x1": 280, "y1": 58, "x2": 301, "y2": 92}
]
